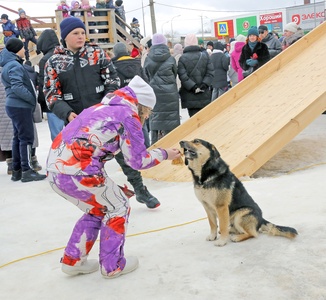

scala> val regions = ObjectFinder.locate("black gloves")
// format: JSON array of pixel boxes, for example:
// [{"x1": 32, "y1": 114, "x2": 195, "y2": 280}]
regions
[
  {"x1": 190, "y1": 84, "x2": 198, "y2": 93},
  {"x1": 199, "y1": 83, "x2": 208, "y2": 91}
]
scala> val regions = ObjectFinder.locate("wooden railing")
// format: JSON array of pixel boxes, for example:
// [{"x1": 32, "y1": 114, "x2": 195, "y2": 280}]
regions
[
  {"x1": 55, "y1": 9, "x2": 141, "y2": 51},
  {"x1": 0, "y1": 8, "x2": 141, "y2": 53}
]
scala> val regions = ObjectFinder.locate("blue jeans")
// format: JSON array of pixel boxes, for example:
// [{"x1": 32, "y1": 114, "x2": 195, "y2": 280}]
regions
[{"x1": 47, "y1": 112, "x2": 64, "y2": 141}]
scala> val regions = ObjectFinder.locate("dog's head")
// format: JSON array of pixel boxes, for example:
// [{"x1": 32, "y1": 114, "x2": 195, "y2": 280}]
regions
[
  {"x1": 179, "y1": 139, "x2": 220, "y2": 175},
  {"x1": 180, "y1": 139, "x2": 220, "y2": 162},
  {"x1": 180, "y1": 139, "x2": 228, "y2": 183}
]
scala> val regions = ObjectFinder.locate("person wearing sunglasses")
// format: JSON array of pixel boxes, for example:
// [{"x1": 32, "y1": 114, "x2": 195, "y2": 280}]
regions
[{"x1": 258, "y1": 25, "x2": 282, "y2": 59}]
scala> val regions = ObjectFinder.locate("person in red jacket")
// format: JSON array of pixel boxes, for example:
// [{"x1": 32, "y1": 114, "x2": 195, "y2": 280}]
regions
[{"x1": 16, "y1": 8, "x2": 38, "y2": 61}]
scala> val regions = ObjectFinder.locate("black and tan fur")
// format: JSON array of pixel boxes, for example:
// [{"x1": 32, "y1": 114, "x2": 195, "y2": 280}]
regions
[{"x1": 180, "y1": 139, "x2": 298, "y2": 247}]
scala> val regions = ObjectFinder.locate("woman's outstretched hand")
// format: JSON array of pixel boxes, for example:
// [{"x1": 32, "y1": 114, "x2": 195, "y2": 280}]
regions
[{"x1": 165, "y1": 148, "x2": 182, "y2": 160}]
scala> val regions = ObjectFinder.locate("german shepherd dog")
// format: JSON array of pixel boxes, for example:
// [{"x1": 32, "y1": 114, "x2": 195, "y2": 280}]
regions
[{"x1": 179, "y1": 139, "x2": 298, "y2": 247}]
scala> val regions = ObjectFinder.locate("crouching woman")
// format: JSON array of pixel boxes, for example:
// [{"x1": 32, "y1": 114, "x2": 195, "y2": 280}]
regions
[{"x1": 46, "y1": 76, "x2": 181, "y2": 279}]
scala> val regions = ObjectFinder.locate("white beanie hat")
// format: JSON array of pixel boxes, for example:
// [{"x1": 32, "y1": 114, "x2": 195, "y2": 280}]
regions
[
  {"x1": 284, "y1": 22, "x2": 298, "y2": 33},
  {"x1": 128, "y1": 76, "x2": 156, "y2": 109},
  {"x1": 184, "y1": 33, "x2": 198, "y2": 47},
  {"x1": 140, "y1": 36, "x2": 151, "y2": 47},
  {"x1": 236, "y1": 34, "x2": 247, "y2": 43}
]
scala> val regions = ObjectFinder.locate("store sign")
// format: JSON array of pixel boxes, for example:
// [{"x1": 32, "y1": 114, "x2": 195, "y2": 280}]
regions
[
  {"x1": 286, "y1": 2, "x2": 325, "y2": 30},
  {"x1": 260, "y1": 12, "x2": 282, "y2": 24},
  {"x1": 260, "y1": 12, "x2": 283, "y2": 33},
  {"x1": 236, "y1": 15, "x2": 257, "y2": 36}
]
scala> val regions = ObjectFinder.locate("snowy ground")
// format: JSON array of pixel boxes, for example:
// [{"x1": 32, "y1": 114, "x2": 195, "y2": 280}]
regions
[{"x1": 0, "y1": 112, "x2": 326, "y2": 300}]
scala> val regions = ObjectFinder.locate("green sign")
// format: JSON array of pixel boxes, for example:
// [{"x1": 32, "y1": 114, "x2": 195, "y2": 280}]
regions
[{"x1": 236, "y1": 16, "x2": 257, "y2": 36}]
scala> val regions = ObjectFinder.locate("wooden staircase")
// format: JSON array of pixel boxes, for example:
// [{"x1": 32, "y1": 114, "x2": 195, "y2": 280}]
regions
[{"x1": 0, "y1": 6, "x2": 142, "y2": 63}]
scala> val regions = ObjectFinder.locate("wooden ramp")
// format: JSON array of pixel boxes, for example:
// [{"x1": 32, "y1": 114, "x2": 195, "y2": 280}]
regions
[{"x1": 141, "y1": 21, "x2": 326, "y2": 182}]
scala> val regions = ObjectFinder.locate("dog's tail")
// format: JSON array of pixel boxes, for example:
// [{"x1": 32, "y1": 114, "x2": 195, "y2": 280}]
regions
[{"x1": 260, "y1": 219, "x2": 298, "y2": 239}]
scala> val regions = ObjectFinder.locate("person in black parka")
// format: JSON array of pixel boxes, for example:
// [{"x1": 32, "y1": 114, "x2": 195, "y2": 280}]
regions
[
  {"x1": 177, "y1": 33, "x2": 214, "y2": 117},
  {"x1": 144, "y1": 33, "x2": 180, "y2": 145},
  {"x1": 210, "y1": 41, "x2": 230, "y2": 101}
]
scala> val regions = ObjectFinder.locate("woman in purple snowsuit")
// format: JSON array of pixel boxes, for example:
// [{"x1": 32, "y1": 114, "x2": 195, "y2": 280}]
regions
[{"x1": 47, "y1": 76, "x2": 181, "y2": 278}]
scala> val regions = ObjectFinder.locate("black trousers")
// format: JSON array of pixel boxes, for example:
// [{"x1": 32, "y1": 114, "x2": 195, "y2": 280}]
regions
[
  {"x1": 23, "y1": 36, "x2": 38, "y2": 60},
  {"x1": 6, "y1": 106, "x2": 34, "y2": 171}
]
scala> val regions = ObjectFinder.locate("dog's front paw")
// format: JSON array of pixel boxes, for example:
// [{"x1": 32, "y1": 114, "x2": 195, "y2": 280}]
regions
[
  {"x1": 214, "y1": 237, "x2": 228, "y2": 247},
  {"x1": 206, "y1": 233, "x2": 217, "y2": 241}
]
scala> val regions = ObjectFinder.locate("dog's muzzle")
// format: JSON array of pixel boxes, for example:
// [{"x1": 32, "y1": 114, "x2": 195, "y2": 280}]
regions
[{"x1": 179, "y1": 141, "x2": 197, "y2": 160}]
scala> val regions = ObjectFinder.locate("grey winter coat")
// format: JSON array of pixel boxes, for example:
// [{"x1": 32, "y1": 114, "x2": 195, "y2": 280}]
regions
[
  {"x1": 144, "y1": 44, "x2": 180, "y2": 131},
  {"x1": 282, "y1": 29, "x2": 304, "y2": 49},
  {"x1": 177, "y1": 46, "x2": 214, "y2": 109},
  {"x1": 0, "y1": 67, "x2": 13, "y2": 151},
  {"x1": 210, "y1": 50, "x2": 230, "y2": 89},
  {"x1": 261, "y1": 32, "x2": 282, "y2": 59}
]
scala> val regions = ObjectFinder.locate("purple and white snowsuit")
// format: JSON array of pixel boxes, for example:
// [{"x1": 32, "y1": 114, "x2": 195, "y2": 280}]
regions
[{"x1": 47, "y1": 86, "x2": 167, "y2": 275}]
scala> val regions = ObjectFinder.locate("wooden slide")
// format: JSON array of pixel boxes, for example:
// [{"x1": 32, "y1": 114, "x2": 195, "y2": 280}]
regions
[{"x1": 141, "y1": 21, "x2": 326, "y2": 182}]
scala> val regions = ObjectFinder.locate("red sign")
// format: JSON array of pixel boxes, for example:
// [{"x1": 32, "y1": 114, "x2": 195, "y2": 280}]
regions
[
  {"x1": 214, "y1": 19, "x2": 234, "y2": 38},
  {"x1": 260, "y1": 12, "x2": 283, "y2": 24}
]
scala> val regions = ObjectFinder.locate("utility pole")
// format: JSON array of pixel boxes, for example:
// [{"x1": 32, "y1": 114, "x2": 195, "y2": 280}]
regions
[
  {"x1": 171, "y1": 15, "x2": 181, "y2": 45},
  {"x1": 149, "y1": 0, "x2": 157, "y2": 34},
  {"x1": 200, "y1": 15, "x2": 204, "y2": 40},
  {"x1": 141, "y1": 0, "x2": 146, "y2": 36}
]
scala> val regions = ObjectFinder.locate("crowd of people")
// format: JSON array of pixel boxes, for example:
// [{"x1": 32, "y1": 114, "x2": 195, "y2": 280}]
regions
[{"x1": 0, "y1": 6, "x2": 306, "y2": 279}]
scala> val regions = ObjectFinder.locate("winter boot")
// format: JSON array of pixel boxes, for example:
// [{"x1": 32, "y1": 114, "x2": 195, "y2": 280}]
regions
[
  {"x1": 31, "y1": 156, "x2": 42, "y2": 171},
  {"x1": 6, "y1": 158, "x2": 13, "y2": 175},
  {"x1": 21, "y1": 169, "x2": 47, "y2": 182},
  {"x1": 62, "y1": 259, "x2": 99, "y2": 276},
  {"x1": 11, "y1": 169, "x2": 22, "y2": 182},
  {"x1": 101, "y1": 256, "x2": 139, "y2": 279},
  {"x1": 135, "y1": 186, "x2": 160, "y2": 209}
]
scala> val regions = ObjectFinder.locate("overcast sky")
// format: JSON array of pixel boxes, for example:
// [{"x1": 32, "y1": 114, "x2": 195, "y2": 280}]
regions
[{"x1": 0, "y1": 0, "x2": 313, "y2": 36}]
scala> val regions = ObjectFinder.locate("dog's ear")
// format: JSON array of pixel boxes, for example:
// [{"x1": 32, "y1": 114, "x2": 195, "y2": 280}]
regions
[{"x1": 211, "y1": 145, "x2": 221, "y2": 158}]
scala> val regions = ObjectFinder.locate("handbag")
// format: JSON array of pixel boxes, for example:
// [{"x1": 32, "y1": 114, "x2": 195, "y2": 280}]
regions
[
  {"x1": 33, "y1": 102, "x2": 43, "y2": 123},
  {"x1": 242, "y1": 66, "x2": 254, "y2": 78}
]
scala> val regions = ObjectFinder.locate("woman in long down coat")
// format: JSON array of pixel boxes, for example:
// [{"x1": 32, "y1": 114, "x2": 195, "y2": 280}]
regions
[
  {"x1": 144, "y1": 33, "x2": 180, "y2": 145},
  {"x1": 177, "y1": 33, "x2": 214, "y2": 117}
]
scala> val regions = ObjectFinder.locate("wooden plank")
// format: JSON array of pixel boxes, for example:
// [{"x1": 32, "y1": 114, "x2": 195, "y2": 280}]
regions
[{"x1": 141, "y1": 21, "x2": 326, "y2": 182}]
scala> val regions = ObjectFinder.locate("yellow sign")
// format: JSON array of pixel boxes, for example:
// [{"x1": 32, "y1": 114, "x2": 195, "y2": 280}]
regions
[{"x1": 217, "y1": 22, "x2": 228, "y2": 36}]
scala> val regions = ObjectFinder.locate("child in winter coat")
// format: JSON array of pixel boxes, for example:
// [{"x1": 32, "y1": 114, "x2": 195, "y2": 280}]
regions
[
  {"x1": 0, "y1": 38, "x2": 46, "y2": 182},
  {"x1": 16, "y1": 8, "x2": 38, "y2": 61},
  {"x1": 70, "y1": 0, "x2": 81, "y2": 17},
  {"x1": 57, "y1": 0, "x2": 70, "y2": 18},
  {"x1": 231, "y1": 39, "x2": 245, "y2": 83},
  {"x1": 81, "y1": 0, "x2": 93, "y2": 17},
  {"x1": 1, "y1": 14, "x2": 19, "y2": 45},
  {"x1": 46, "y1": 75, "x2": 181, "y2": 278},
  {"x1": 130, "y1": 17, "x2": 143, "y2": 42},
  {"x1": 239, "y1": 26, "x2": 270, "y2": 78}
]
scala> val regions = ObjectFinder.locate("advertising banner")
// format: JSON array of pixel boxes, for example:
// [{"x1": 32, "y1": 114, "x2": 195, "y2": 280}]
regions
[
  {"x1": 286, "y1": 2, "x2": 325, "y2": 31},
  {"x1": 259, "y1": 12, "x2": 283, "y2": 34},
  {"x1": 236, "y1": 15, "x2": 257, "y2": 36}
]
